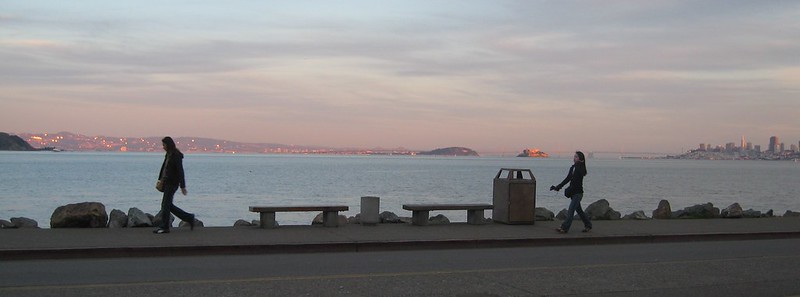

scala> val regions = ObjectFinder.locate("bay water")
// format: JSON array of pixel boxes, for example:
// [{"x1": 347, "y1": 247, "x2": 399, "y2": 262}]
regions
[{"x1": 1, "y1": 151, "x2": 798, "y2": 227}]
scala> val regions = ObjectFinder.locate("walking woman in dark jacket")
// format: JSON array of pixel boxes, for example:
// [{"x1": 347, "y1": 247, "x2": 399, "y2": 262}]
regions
[
  {"x1": 154, "y1": 136, "x2": 195, "y2": 234},
  {"x1": 550, "y1": 151, "x2": 592, "y2": 233}
]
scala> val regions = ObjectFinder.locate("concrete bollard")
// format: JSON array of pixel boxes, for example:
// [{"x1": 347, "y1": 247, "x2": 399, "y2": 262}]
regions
[{"x1": 360, "y1": 196, "x2": 380, "y2": 226}]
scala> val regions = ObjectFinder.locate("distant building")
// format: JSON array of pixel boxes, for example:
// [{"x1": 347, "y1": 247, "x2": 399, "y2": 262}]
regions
[
  {"x1": 725, "y1": 143, "x2": 735, "y2": 153},
  {"x1": 741, "y1": 135, "x2": 746, "y2": 151},
  {"x1": 769, "y1": 136, "x2": 779, "y2": 153}
]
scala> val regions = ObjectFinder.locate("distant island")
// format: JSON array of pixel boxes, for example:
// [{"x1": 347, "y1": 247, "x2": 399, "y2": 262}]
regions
[
  {"x1": 418, "y1": 147, "x2": 479, "y2": 157},
  {"x1": 517, "y1": 148, "x2": 549, "y2": 158},
  {"x1": 0, "y1": 132, "x2": 35, "y2": 151}
]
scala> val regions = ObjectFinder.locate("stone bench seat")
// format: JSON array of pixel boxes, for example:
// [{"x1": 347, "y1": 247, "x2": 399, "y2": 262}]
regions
[
  {"x1": 249, "y1": 205, "x2": 349, "y2": 228},
  {"x1": 402, "y1": 203, "x2": 493, "y2": 226}
]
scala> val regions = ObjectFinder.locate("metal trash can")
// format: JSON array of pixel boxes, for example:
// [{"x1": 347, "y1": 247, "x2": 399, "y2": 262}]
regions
[
  {"x1": 492, "y1": 168, "x2": 536, "y2": 224},
  {"x1": 360, "y1": 196, "x2": 380, "y2": 226}
]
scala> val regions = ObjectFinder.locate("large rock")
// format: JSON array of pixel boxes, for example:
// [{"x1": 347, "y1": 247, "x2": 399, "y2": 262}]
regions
[
  {"x1": 428, "y1": 214, "x2": 450, "y2": 225},
  {"x1": 245, "y1": 219, "x2": 277, "y2": 228},
  {"x1": 152, "y1": 210, "x2": 175, "y2": 228},
  {"x1": 534, "y1": 207, "x2": 555, "y2": 221},
  {"x1": 127, "y1": 208, "x2": 152, "y2": 227},
  {"x1": 312, "y1": 213, "x2": 347, "y2": 225},
  {"x1": 652, "y1": 200, "x2": 672, "y2": 219},
  {"x1": 556, "y1": 208, "x2": 567, "y2": 220},
  {"x1": 674, "y1": 203, "x2": 720, "y2": 219},
  {"x1": 623, "y1": 210, "x2": 650, "y2": 220},
  {"x1": 108, "y1": 209, "x2": 128, "y2": 228},
  {"x1": 380, "y1": 211, "x2": 403, "y2": 223},
  {"x1": 50, "y1": 202, "x2": 108, "y2": 228},
  {"x1": 179, "y1": 219, "x2": 203, "y2": 228},
  {"x1": 721, "y1": 203, "x2": 744, "y2": 218},
  {"x1": 234, "y1": 219, "x2": 253, "y2": 227},
  {"x1": 586, "y1": 199, "x2": 621, "y2": 220},
  {"x1": 742, "y1": 209, "x2": 762, "y2": 218},
  {"x1": 11, "y1": 217, "x2": 39, "y2": 228},
  {"x1": 785, "y1": 210, "x2": 800, "y2": 217}
]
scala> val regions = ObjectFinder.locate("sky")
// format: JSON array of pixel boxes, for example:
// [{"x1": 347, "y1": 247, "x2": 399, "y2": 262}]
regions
[{"x1": 1, "y1": 1, "x2": 799, "y2": 154}]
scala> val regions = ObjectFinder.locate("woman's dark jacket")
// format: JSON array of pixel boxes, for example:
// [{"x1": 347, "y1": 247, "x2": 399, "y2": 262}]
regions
[
  {"x1": 158, "y1": 150, "x2": 186, "y2": 188},
  {"x1": 555, "y1": 164, "x2": 585, "y2": 195}
]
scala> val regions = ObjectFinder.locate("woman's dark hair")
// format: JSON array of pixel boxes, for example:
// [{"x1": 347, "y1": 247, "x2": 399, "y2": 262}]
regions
[
  {"x1": 575, "y1": 151, "x2": 587, "y2": 176},
  {"x1": 162, "y1": 136, "x2": 178, "y2": 153}
]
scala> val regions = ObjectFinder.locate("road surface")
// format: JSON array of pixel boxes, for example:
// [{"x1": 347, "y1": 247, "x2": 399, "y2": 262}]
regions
[{"x1": 2, "y1": 238, "x2": 799, "y2": 296}]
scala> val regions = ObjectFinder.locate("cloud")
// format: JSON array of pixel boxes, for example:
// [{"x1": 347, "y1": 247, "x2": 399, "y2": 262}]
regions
[{"x1": 1, "y1": 1, "x2": 799, "y2": 152}]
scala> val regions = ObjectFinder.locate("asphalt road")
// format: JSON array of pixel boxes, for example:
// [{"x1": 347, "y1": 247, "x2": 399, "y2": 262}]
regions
[{"x1": 2, "y1": 238, "x2": 799, "y2": 297}]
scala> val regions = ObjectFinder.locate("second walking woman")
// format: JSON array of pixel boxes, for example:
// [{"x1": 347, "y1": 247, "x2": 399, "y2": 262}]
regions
[{"x1": 550, "y1": 151, "x2": 592, "y2": 234}]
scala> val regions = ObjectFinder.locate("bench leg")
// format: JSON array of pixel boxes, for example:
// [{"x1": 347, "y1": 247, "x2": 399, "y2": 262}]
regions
[
  {"x1": 467, "y1": 209, "x2": 486, "y2": 225},
  {"x1": 322, "y1": 211, "x2": 339, "y2": 227},
  {"x1": 411, "y1": 210, "x2": 429, "y2": 226},
  {"x1": 260, "y1": 212, "x2": 277, "y2": 229}
]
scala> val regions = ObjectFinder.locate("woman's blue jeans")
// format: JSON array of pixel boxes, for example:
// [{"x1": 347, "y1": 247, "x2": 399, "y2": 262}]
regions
[
  {"x1": 159, "y1": 183, "x2": 194, "y2": 230},
  {"x1": 561, "y1": 193, "x2": 592, "y2": 231}
]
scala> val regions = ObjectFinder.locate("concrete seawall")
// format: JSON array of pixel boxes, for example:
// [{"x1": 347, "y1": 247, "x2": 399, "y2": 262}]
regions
[{"x1": 2, "y1": 218, "x2": 799, "y2": 260}]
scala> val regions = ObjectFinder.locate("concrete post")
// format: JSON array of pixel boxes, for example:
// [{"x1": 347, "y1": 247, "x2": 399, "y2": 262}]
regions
[{"x1": 360, "y1": 196, "x2": 380, "y2": 226}]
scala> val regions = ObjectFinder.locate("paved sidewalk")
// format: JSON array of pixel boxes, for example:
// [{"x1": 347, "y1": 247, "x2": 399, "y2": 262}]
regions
[{"x1": 1, "y1": 218, "x2": 799, "y2": 260}]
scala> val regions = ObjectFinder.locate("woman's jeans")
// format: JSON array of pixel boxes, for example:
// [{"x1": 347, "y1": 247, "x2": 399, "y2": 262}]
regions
[
  {"x1": 561, "y1": 193, "x2": 592, "y2": 231},
  {"x1": 159, "y1": 183, "x2": 194, "y2": 230}
]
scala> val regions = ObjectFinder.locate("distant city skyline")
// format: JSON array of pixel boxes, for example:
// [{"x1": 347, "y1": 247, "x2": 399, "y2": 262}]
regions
[
  {"x1": 699, "y1": 135, "x2": 799, "y2": 153},
  {"x1": 2, "y1": 1, "x2": 799, "y2": 153}
]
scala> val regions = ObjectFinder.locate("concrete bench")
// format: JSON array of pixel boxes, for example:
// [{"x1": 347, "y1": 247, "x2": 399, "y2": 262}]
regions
[
  {"x1": 402, "y1": 203, "x2": 493, "y2": 226},
  {"x1": 249, "y1": 205, "x2": 349, "y2": 228}
]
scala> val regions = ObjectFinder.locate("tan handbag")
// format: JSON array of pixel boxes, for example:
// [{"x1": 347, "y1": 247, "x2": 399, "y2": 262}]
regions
[{"x1": 156, "y1": 180, "x2": 165, "y2": 192}]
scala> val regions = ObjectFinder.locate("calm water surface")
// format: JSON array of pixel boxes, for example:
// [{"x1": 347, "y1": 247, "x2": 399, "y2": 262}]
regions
[{"x1": 1, "y1": 152, "x2": 798, "y2": 227}]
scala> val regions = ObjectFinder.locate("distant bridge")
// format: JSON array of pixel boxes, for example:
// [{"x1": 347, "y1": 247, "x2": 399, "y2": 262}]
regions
[{"x1": 477, "y1": 150, "x2": 674, "y2": 158}]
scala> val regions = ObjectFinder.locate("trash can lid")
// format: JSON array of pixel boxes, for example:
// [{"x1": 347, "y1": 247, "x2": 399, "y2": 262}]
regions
[{"x1": 495, "y1": 168, "x2": 534, "y2": 180}]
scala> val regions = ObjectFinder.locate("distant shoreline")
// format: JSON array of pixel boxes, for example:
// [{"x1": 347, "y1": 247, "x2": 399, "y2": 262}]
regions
[{"x1": 4, "y1": 150, "x2": 800, "y2": 162}]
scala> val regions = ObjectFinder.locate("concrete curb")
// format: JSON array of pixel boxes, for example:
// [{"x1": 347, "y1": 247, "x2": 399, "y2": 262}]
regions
[{"x1": 3, "y1": 231, "x2": 798, "y2": 261}]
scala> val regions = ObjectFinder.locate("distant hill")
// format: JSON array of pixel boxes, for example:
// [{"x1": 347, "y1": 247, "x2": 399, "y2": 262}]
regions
[
  {"x1": 15, "y1": 131, "x2": 481, "y2": 156},
  {"x1": 18, "y1": 132, "x2": 331, "y2": 153},
  {"x1": 16, "y1": 131, "x2": 418, "y2": 155},
  {"x1": 419, "y1": 147, "x2": 479, "y2": 157},
  {"x1": 0, "y1": 132, "x2": 35, "y2": 151}
]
